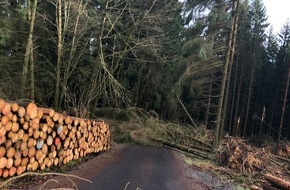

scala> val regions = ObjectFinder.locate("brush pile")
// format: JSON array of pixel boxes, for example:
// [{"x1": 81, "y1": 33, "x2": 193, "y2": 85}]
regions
[
  {"x1": 216, "y1": 135, "x2": 270, "y2": 174},
  {"x1": 277, "y1": 143, "x2": 290, "y2": 158},
  {"x1": 0, "y1": 99, "x2": 111, "y2": 178}
]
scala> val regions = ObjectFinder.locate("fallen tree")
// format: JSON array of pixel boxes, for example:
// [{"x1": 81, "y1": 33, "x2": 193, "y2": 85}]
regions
[
  {"x1": 150, "y1": 137, "x2": 211, "y2": 159},
  {"x1": 264, "y1": 173, "x2": 290, "y2": 190}
]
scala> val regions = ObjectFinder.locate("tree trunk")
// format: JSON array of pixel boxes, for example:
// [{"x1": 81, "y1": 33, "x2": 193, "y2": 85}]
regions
[
  {"x1": 54, "y1": 0, "x2": 63, "y2": 110},
  {"x1": 232, "y1": 52, "x2": 244, "y2": 136},
  {"x1": 176, "y1": 95, "x2": 197, "y2": 127},
  {"x1": 59, "y1": 0, "x2": 87, "y2": 108},
  {"x1": 30, "y1": 45, "x2": 35, "y2": 101},
  {"x1": 242, "y1": 66, "x2": 254, "y2": 137},
  {"x1": 265, "y1": 173, "x2": 290, "y2": 190},
  {"x1": 21, "y1": 0, "x2": 38, "y2": 98},
  {"x1": 268, "y1": 86, "x2": 278, "y2": 138},
  {"x1": 229, "y1": 54, "x2": 239, "y2": 135},
  {"x1": 86, "y1": 0, "x2": 108, "y2": 112},
  {"x1": 219, "y1": 0, "x2": 239, "y2": 139},
  {"x1": 258, "y1": 106, "x2": 265, "y2": 138},
  {"x1": 204, "y1": 78, "x2": 213, "y2": 128},
  {"x1": 275, "y1": 62, "x2": 290, "y2": 154},
  {"x1": 213, "y1": 0, "x2": 239, "y2": 149}
]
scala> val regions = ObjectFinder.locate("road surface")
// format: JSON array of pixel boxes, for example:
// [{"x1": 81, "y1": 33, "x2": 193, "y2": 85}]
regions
[
  {"x1": 77, "y1": 144, "x2": 192, "y2": 190},
  {"x1": 35, "y1": 144, "x2": 233, "y2": 190}
]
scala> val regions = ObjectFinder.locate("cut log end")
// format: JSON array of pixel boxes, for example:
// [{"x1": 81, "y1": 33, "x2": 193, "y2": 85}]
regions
[{"x1": 26, "y1": 103, "x2": 38, "y2": 120}]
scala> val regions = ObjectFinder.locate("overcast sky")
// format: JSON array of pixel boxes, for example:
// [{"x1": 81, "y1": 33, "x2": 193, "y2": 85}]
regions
[
  {"x1": 262, "y1": 0, "x2": 290, "y2": 34},
  {"x1": 178, "y1": 0, "x2": 290, "y2": 34}
]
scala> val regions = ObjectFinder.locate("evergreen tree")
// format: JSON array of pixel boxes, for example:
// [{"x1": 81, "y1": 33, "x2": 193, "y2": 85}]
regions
[{"x1": 239, "y1": 0, "x2": 268, "y2": 137}]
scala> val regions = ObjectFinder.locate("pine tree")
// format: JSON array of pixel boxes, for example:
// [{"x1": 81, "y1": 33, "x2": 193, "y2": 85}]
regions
[
  {"x1": 240, "y1": 0, "x2": 268, "y2": 137},
  {"x1": 213, "y1": 0, "x2": 239, "y2": 149}
]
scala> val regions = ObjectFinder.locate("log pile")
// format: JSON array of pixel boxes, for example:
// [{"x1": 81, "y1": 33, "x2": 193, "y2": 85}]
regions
[
  {"x1": 216, "y1": 136, "x2": 270, "y2": 174},
  {"x1": 0, "y1": 99, "x2": 111, "y2": 178}
]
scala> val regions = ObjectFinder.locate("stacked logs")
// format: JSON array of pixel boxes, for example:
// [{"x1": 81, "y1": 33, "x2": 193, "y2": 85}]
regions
[{"x1": 0, "y1": 99, "x2": 110, "y2": 178}]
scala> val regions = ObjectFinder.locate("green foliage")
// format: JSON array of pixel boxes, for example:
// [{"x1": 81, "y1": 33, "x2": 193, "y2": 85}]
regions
[
  {"x1": 1, "y1": 0, "x2": 290, "y2": 142},
  {"x1": 0, "y1": 30, "x2": 9, "y2": 46},
  {"x1": 96, "y1": 108, "x2": 132, "y2": 121},
  {"x1": 182, "y1": 38, "x2": 207, "y2": 59},
  {"x1": 112, "y1": 126, "x2": 134, "y2": 143}
]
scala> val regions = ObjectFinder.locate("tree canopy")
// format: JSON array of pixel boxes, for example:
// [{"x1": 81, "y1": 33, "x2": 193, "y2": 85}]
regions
[{"x1": 1, "y1": 0, "x2": 290, "y2": 145}]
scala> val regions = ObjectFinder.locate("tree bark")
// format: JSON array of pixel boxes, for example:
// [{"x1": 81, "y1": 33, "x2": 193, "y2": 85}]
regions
[
  {"x1": 268, "y1": 85, "x2": 278, "y2": 138},
  {"x1": 229, "y1": 54, "x2": 239, "y2": 135},
  {"x1": 29, "y1": 45, "x2": 35, "y2": 101},
  {"x1": 213, "y1": 0, "x2": 239, "y2": 149},
  {"x1": 275, "y1": 62, "x2": 290, "y2": 154},
  {"x1": 59, "y1": 0, "x2": 88, "y2": 108},
  {"x1": 219, "y1": 0, "x2": 239, "y2": 139},
  {"x1": 54, "y1": 0, "x2": 63, "y2": 110},
  {"x1": 258, "y1": 106, "x2": 265, "y2": 138},
  {"x1": 21, "y1": 0, "x2": 38, "y2": 98},
  {"x1": 242, "y1": 65, "x2": 254, "y2": 137},
  {"x1": 204, "y1": 77, "x2": 213, "y2": 128},
  {"x1": 265, "y1": 173, "x2": 290, "y2": 190},
  {"x1": 232, "y1": 52, "x2": 243, "y2": 136},
  {"x1": 176, "y1": 95, "x2": 197, "y2": 128}
]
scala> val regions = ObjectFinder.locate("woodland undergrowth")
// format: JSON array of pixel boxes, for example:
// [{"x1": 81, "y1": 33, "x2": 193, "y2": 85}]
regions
[{"x1": 104, "y1": 107, "x2": 290, "y2": 189}]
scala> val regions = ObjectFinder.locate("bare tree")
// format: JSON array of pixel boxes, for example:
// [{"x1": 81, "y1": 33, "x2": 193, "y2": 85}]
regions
[
  {"x1": 44, "y1": 0, "x2": 90, "y2": 110},
  {"x1": 59, "y1": 0, "x2": 90, "y2": 109},
  {"x1": 21, "y1": 0, "x2": 38, "y2": 99},
  {"x1": 53, "y1": 0, "x2": 63, "y2": 109}
]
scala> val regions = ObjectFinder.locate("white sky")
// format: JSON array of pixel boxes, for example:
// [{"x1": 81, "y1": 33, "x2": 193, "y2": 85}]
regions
[
  {"x1": 178, "y1": 0, "x2": 290, "y2": 34},
  {"x1": 262, "y1": 0, "x2": 290, "y2": 34}
]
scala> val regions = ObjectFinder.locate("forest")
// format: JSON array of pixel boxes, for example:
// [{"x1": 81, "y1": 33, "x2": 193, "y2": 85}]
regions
[{"x1": 0, "y1": 0, "x2": 290, "y2": 151}]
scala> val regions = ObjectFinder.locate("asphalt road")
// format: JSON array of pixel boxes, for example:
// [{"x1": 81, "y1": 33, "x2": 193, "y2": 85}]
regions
[
  {"x1": 35, "y1": 144, "x2": 222, "y2": 190},
  {"x1": 77, "y1": 144, "x2": 192, "y2": 190}
]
